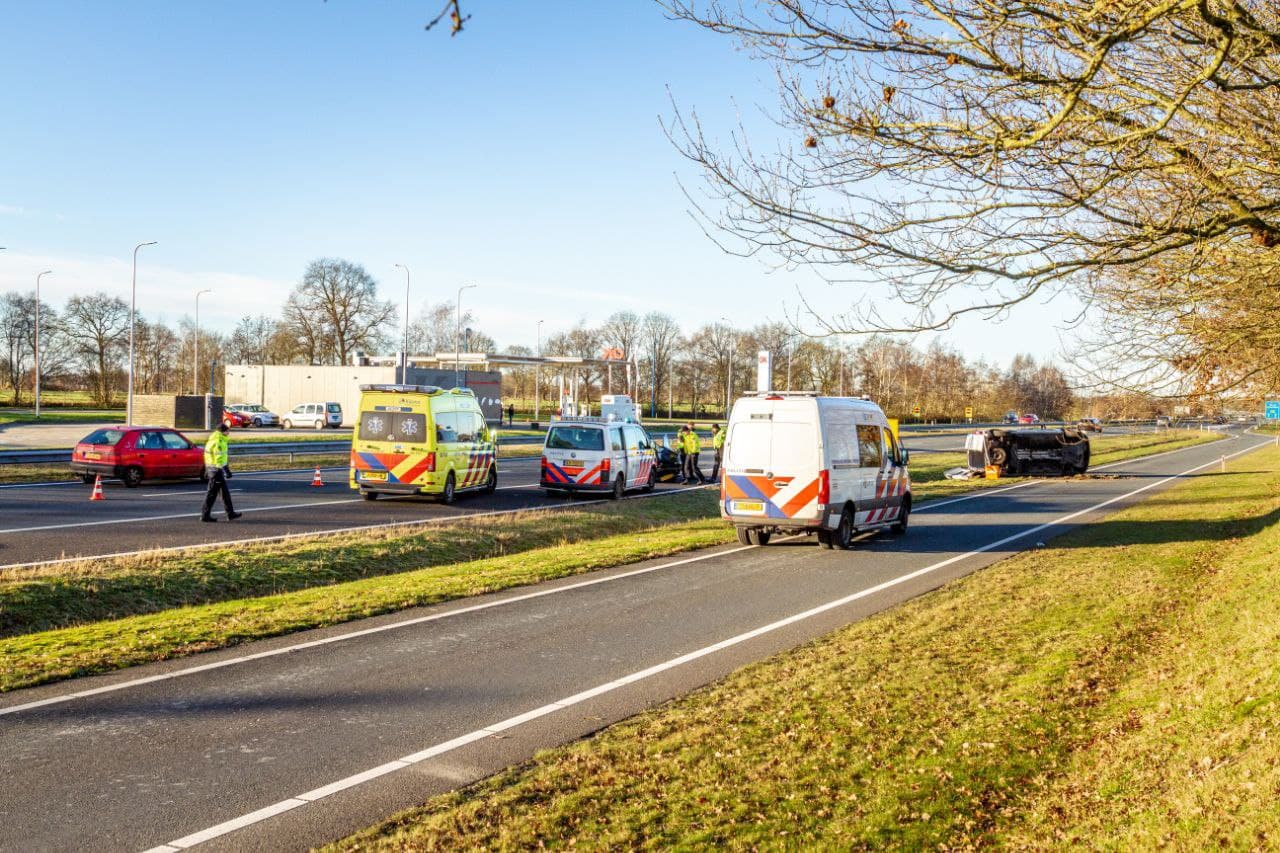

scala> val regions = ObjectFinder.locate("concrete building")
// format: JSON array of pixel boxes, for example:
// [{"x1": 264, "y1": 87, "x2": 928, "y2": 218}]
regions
[{"x1": 223, "y1": 364, "x2": 503, "y2": 426}]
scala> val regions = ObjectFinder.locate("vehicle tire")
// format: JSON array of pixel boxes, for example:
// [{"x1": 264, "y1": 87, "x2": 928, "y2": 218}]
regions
[
  {"x1": 283, "y1": 419, "x2": 293, "y2": 430},
  {"x1": 252, "y1": 417, "x2": 263, "y2": 428},
  {"x1": 314, "y1": 420, "x2": 324, "y2": 430},
  {"x1": 736, "y1": 526, "x2": 752, "y2": 546},
  {"x1": 891, "y1": 497, "x2": 911, "y2": 535},
  {"x1": 441, "y1": 472, "x2": 457, "y2": 505},
  {"x1": 643, "y1": 469, "x2": 656, "y2": 493},
  {"x1": 362, "y1": 490, "x2": 379, "y2": 501},
  {"x1": 834, "y1": 506, "x2": 855, "y2": 550},
  {"x1": 989, "y1": 446, "x2": 1008, "y2": 466},
  {"x1": 122, "y1": 466, "x2": 144, "y2": 488},
  {"x1": 80, "y1": 473, "x2": 96, "y2": 484},
  {"x1": 748, "y1": 528, "x2": 771, "y2": 547},
  {"x1": 611, "y1": 474, "x2": 625, "y2": 500},
  {"x1": 482, "y1": 465, "x2": 497, "y2": 494},
  {"x1": 817, "y1": 529, "x2": 834, "y2": 549}
]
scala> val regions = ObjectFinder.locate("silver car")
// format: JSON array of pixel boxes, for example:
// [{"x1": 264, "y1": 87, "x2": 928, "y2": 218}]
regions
[{"x1": 226, "y1": 403, "x2": 280, "y2": 428}]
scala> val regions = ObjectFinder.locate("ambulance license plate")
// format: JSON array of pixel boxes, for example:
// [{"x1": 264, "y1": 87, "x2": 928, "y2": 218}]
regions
[
  {"x1": 361, "y1": 471, "x2": 388, "y2": 482},
  {"x1": 733, "y1": 500, "x2": 765, "y2": 514}
]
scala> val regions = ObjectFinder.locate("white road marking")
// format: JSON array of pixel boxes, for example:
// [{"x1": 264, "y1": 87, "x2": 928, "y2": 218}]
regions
[
  {"x1": 141, "y1": 489, "x2": 244, "y2": 498},
  {"x1": 138, "y1": 436, "x2": 1272, "y2": 851}
]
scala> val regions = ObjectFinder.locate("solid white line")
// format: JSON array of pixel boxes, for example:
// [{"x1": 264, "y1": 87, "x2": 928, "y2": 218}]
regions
[
  {"x1": 139, "y1": 437, "x2": 1270, "y2": 851},
  {"x1": 0, "y1": 498, "x2": 367, "y2": 535},
  {"x1": 141, "y1": 489, "x2": 244, "y2": 498},
  {"x1": 0, "y1": 527, "x2": 742, "y2": 719}
]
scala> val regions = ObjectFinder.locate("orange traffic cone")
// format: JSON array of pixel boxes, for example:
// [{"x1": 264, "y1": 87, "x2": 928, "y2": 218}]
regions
[
  {"x1": 89, "y1": 474, "x2": 105, "y2": 501},
  {"x1": 310, "y1": 467, "x2": 324, "y2": 487}
]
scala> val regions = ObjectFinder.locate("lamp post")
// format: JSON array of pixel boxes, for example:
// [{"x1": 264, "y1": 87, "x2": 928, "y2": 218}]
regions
[
  {"x1": 534, "y1": 319, "x2": 544, "y2": 423},
  {"x1": 35, "y1": 270, "x2": 52, "y2": 418},
  {"x1": 193, "y1": 289, "x2": 212, "y2": 394},
  {"x1": 394, "y1": 263, "x2": 410, "y2": 379},
  {"x1": 454, "y1": 283, "x2": 476, "y2": 387},
  {"x1": 126, "y1": 241, "x2": 157, "y2": 426}
]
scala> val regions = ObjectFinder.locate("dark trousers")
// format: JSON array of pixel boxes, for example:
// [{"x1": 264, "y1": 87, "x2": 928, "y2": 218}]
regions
[
  {"x1": 683, "y1": 451, "x2": 705, "y2": 484},
  {"x1": 201, "y1": 467, "x2": 235, "y2": 518},
  {"x1": 711, "y1": 449, "x2": 722, "y2": 481}
]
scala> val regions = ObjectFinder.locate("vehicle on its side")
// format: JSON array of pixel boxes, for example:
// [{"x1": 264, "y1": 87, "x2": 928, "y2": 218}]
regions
[
  {"x1": 965, "y1": 427, "x2": 1090, "y2": 477},
  {"x1": 283, "y1": 401, "x2": 343, "y2": 430},
  {"x1": 1076, "y1": 417, "x2": 1103, "y2": 432},
  {"x1": 649, "y1": 433, "x2": 687, "y2": 482},
  {"x1": 70, "y1": 426, "x2": 206, "y2": 488},
  {"x1": 1017, "y1": 413, "x2": 1041, "y2": 424},
  {"x1": 1004, "y1": 411, "x2": 1019, "y2": 424},
  {"x1": 349, "y1": 384, "x2": 495, "y2": 503},
  {"x1": 221, "y1": 408, "x2": 252, "y2": 429},
  {"x1": 721, "y1": 392, "x2": 910, "y2": 550},
  {"x1": 540, "y1": 417, "x2": 658, "y2": 499},
  {"x1": 225, "y1": 403, "x2": 280, "y2": 428}
]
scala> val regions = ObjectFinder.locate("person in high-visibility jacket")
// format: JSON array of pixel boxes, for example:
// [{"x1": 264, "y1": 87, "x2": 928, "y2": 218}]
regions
[
  {"x1": 681, "y1": 422, "x2": 707, "y2": 484},
  {"x1": 201, "y1": 422, "x2": 242, "y2": 522},
  {"x1": 710, "y1": 423, "x2": 725, "y2": 481}
]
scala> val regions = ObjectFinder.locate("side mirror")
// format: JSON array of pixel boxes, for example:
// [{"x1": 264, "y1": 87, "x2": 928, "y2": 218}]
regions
[{"x1": 900, "y1": 448, "x2": 910, "y2": 467}]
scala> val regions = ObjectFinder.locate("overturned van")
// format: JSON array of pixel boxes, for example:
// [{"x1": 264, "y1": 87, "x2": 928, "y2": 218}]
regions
[{"x1": 965, "y1": 428, "x2": 1090, "y2": 477}]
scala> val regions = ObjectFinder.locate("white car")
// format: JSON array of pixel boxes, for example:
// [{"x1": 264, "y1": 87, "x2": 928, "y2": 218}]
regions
[
  {"x1": 225, "y1": 403, "x2": 280, "y2": 428},
  {"x1": 539, "y1": 417, "x2": 658, "y2": 499},
  {"x1": 721, "y1": 392, "x2": 911, "y2": 549},
  {"x1": 282, "y1": 402, "x2": 343, "y2": 430}
]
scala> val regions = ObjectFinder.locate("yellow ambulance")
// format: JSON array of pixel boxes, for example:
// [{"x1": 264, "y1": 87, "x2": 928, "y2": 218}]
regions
[{"x1": 349, "y1": 384, "x2": 497, "y2": 503}]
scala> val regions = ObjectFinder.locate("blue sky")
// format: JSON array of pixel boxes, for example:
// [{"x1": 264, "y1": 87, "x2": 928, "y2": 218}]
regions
[{"x1": 0, "y1": 0, "x2": 1079, "y2": 361}]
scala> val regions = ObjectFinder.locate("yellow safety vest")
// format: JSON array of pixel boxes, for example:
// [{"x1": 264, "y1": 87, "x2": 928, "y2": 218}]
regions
[
  {"x1": 712, "y1": 430, "x2": 725, "y2": 450},
  {"x1": 204, "y1": 431, "x2": 229, "y2": 467},
  {"x1": 684, "y1": 431, "x2": 702, "y2": 453}
]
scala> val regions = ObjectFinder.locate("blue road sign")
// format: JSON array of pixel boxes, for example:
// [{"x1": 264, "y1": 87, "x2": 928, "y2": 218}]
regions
[{"x1": 1266, "y1": 400, "x2": 1280, "y2": 420}]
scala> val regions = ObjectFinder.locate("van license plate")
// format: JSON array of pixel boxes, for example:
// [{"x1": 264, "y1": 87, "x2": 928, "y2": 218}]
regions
[
  {"x1": 361, "y1": 471, "x2": 387, "y2": 482},
  {"x1": 562, "y1": 462, "x2": 584, "y2": 470},
  {"x1": 733, "y1": 500, "x2": 765, "y2": 514}
]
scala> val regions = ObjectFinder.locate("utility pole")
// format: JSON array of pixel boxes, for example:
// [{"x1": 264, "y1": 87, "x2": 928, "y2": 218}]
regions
[
  {"x1": 394, "y1": 263, "x2": 410, "y2": 380},
  {"x1": 126, "y1": 241, "x2": 157, "y2": 426}
]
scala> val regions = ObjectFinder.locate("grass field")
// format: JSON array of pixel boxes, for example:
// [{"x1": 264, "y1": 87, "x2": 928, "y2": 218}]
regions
[{"x1": 332, "y1": 446, "x2": 1280, "y2": 851}]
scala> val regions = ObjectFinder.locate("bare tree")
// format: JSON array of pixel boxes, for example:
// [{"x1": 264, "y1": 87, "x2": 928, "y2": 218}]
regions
[
  {"x1": 407, "y1": 301, "x2": 490, "y2": 356},
  {"x1": 63, "y1": 292, "x2": 130, "y2": 406},
  {"x1": 283, "y1": 259, "x2": 396, "y2": 365},
  {"x1": 665, "y1": 1, "x2": 1280, "y2": 340},
  {"x1": 639, "y1": 312, "x2": 682, "y2": 417},
  {"x1": 225, "y1": 315, "x2": 280, "y2": 365}
]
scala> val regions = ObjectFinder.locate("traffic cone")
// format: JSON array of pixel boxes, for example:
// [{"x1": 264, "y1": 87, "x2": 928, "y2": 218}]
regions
[
  {"x1": 311, "y1": 467, "x2": 324, "y2": 487},
  {"x1": 89, "y1": 475, "x2": 105, "y2": 501}
]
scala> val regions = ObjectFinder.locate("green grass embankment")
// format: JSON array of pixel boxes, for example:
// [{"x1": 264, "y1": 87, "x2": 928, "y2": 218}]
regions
[{"x1": 332, "y1": 446, "x2": 1280, "y2": 851}]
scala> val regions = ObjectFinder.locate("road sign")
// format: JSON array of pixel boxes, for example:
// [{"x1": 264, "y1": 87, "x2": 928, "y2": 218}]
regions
[
  {"x1": 964, "y1": 406, "x2": 974, "y2": 419},
  {"x1": 911, "y1": 405, "x2": 921, "y2": 417},
  {"x1": 1266, "y1": 400, "x2": 1280, "y2": 420}
]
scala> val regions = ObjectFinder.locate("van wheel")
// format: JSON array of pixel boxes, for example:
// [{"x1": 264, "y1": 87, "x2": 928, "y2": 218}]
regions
[
  {"x1": 362, "y1": 490, "x2": 379, "y2": 501},
  {"x1": 441, "y1": 472, "x2": 457, "y2": 505},
  {"x1": 611, "y1": 475, "x2": 625, "y2": 500},
  {"x1": 736, "y1": 527, "x2": 752, "y2": 546},
  {"x1": 122, "y1": 466, "x2": 144, "y2": 488},
  {"x1": 834, "y1": 507, "x2": 855, "y2": 550},
  {"x1": 748, "y1": 529, "x2": 771, "y2": 547},
  {"x1": 314, "y1": 420, "x2": 324, "y2": 430},
  {"x1": 482, "y1": 466, "x2": 497, "y2": 494},
  {"x1": 282, "y1": 419, "x2": 293, "y2": 430},
  {"x1": 643, "y1": 469, "x2": 656, "y2": 493},
  {"x1": 891, "y1": 497, "x2": 911, "y2": 535},
  {"x1": 817, "y1": 529, "x2": 834, "y2": 549}
]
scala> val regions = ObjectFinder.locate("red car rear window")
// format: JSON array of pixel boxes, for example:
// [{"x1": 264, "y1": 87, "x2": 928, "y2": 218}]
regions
[{"x1": 81, "y1": 429, "x2": 127, "y2": 446}]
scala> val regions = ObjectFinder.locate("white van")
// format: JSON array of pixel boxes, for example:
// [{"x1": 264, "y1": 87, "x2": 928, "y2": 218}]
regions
[
  {"x1": 283, "y1": 402, "x2": 343, "y2": 430},
  {"x1": 540, "y1": 417, "x2": 658, "y2": 499},
  {"x1": 721, "y1": 393, "x2": 911, "y2": 549}
]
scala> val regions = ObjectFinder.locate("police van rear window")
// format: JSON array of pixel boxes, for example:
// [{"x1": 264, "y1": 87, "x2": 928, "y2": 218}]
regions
[
  {"x1": 359, "y1": 411, "x2": 426, "y2": 442},
  {"x1": 546, "y1": 426, "x2": 605, "y2": 451}
]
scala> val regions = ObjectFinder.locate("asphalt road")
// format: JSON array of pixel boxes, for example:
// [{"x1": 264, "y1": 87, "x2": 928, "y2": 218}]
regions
[{"x1": 0, "y1": 429, "x2": 1266, "y2": 853}]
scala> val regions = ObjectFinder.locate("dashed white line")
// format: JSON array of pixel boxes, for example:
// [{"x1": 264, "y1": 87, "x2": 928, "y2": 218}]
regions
[{"x1": 140, "y1": 437, "x2": 1270, "y2": 851}]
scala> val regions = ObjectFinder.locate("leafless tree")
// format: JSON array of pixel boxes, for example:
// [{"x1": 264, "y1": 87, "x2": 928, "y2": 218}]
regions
[
  {"x1": 639, "y1": 312, "x2": 683, "y2": 416},
  {"x1": 283, "y1": 259, "x2": 396, "y2": 365},
  {"x1": 63, "y1": 292, "x2": 130, "y2": 406}
]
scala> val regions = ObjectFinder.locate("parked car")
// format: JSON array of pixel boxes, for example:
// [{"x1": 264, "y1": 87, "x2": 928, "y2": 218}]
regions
[
  {"x1": 1003, "y1": 411, "x2": 1019, "y2": 424},
  {"x1": 1155, "y1": 415, "x2": 1172, "y2": 427},
  {"x1": 540, "y1": 417, "x2": 658, "y2": 499},
  {"x1": 1017, "y1": 413, "x2": 1041, "y2": 424},
  {"x1": 225, "y1": 403, "x2": 280, "y2": 428},
  {"x1": 221, "y1": 408, "x2": 252, "y2": 429},
  {"x1": 70, "y1": 426, "x2": 206, "y2": 488},
  {"x1": 1076, "y1": 417, "x2": 1103, "y2": 432},
  {"x1": 283, "y1": 401, "x2": 343, "y2": 430}
]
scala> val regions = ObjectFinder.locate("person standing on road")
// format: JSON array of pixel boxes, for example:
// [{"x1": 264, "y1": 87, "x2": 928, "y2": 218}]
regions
[
  {"x1": 201, "y1": 422, "x2": 242, "y2": 523},
  {"x1": 682, "y1": 422, "x2": 707, "y2": 484},
  {"x1": 676, "y1": 426, "x2": 689, "y2": 483},
  {"x1": 710, "y1": 423, "x2": 725, "y2": 481},
  {"x1": 507, "y1": 403, "x2": 515, "y2": 426}
]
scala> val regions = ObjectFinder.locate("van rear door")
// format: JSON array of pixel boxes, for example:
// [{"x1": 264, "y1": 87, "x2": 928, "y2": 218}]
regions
[{"x1": 724, "y1": 409, "x2": 821, "y2": 520}]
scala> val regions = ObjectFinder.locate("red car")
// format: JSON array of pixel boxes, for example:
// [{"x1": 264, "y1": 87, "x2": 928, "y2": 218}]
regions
[
  {"x1": 221, "y1": 408, "x2": 252, "y2": 428},
  {"x1": 1017, "y1": 413, "x2": 1041, "y2": 424},
  {"x1": 70, "y1": 426, "x2": 206, "y2": 488}
]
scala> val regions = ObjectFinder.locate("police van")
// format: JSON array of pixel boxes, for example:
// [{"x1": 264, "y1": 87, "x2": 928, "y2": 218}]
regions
[
  {"x1": 540, "y1": 416, "x2": 658, "y2": 499},
  {"x1": 721, "y1": 392, "x2": 910, "y2": 549},
  {"x1": 349, "y1": 384, "x2": 496, "y2": 504}
]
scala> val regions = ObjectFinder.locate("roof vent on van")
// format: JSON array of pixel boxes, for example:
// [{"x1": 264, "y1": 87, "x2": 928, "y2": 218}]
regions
[{"x1": 359, "y1": 384, "x2": 444, "y2": 394}]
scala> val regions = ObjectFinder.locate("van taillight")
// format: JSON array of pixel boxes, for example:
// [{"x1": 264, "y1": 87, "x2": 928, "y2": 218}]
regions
[
  {"x1": 426, "y1": 452, "x2": 436, "y2": 473},
  {"x1": 600, "y1": 457, "x2": 611, "y2": 474},
  {"x1": 818, "y1": 469, "x2": 830, "y2": 505}
]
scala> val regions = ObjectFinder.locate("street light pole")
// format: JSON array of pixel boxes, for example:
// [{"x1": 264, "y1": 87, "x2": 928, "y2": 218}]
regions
[
  {"x1": 194, "y1": 289, "x2": 212, "y2": 394},
  {"x1": 394, "y1": 263, "x2": 410, "y2": 380},
  {"x1": 35, "y1": 270, "x2": 52, "y2": 418},
  {"x1": 535, "y1": 319, "x2": 544, "y2": 423},
  {"x1": 720, "y1": 316, "x2": 734, "y2": 415},
  {"x1": 454, "y1": 284, "x2": 476, "y2": 387},
  {"x1": 126, "y1": 241, "x2": 157, "y2": 426}
]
